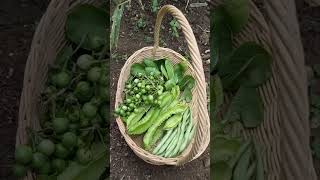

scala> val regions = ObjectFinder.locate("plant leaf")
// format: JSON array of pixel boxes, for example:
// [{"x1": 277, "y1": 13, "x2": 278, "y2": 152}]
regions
[
  {"x1": 224, "y1": 0, "x2": 250, "y2": 33},
  {"x1": 224, "y1": 86, "x2": 263, "y2": 128},
  {"x1": 211, "y1": 6, "x2": 233, "y2": 72},
  {"x1": 165, "y1": 60, "x2": 175, "y2": 80},
  {"x1": 233, "y1": 144, "x2": 252, "y2": 180},
  {"x1": 219, "y1": 42, "x2": 272, "y2": 90},
  {"x1": 110, "y1": 4, "x2": 124, "y2": 49},
  {"x1": 58, "y1": 143, "x2": 107, "y2": 180},
  {"x1": 66, "y1": 4, "x2": 107, "y2": 51},
  {"x1": 211, "y1": 161, "x2": 232, "y2": 180}
]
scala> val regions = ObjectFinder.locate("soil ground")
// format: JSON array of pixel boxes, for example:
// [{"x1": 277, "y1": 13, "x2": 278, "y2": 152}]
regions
[
  {"x1": 0, "y1": 0, "x2": 320, "y2": 180},
  {"x1": 110, "y1": 1, "x2": 210, "y2": 179}
]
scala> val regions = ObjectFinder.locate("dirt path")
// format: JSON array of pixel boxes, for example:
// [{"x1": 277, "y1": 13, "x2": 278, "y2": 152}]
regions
[{"x1": 110, "y1": 1, "x2": 210, "y2": 179}]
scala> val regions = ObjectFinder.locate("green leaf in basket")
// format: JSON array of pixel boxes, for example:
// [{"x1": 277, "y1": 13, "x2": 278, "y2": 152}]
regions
[
  {"x1": 218, "y1": 42, "x2": 272, "y2": 90},
  {"x1": 57, "y1": 143, "x2": 107, "y2": 180},
  {"x1": 178, "y1": 75, "x2": 195, "y2": 91},
  {"x1": 131, "y1": 63, "x2": 145, "y2": 76},
  {"x1": 211, "y1": 161, "x2": 232, "y2": 180},
  {"x1": 224, "y1": 86, "x2": 263, "y2": 128},
  {"x1": 211, "y1": 6, "x2": 233, "y2": 72},
  {"x1": 224, "y1": 0, "x2": 250, "y2": 33},
  {"x1": 174, "y1": 62, "x2": 187, "y2": 84},
  {"x1": 66, "y1": 4, "x2": 107, "y2": 51},
  {"x1": 165, "y1": 59, "x2": 175, "y2": 80},
  {"x1": 181, "y1": 88, "x2": 192, "y2": 103}
]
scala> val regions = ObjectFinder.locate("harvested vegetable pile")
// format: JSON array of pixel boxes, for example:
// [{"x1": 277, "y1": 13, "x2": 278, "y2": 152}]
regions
[
  {"x1": 13, "y1": 4, "x2": 108, "y2": 179},
  {"x1": 115, "y1": 58, "x2": 196, "y2": 158}
]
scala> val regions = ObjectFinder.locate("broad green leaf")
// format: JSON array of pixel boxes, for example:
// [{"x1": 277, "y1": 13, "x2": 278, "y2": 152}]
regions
[
  {"x1": 219, "y1": 42, "x2": 272, "y2": 90},
  {"x1": 160, "y1": 65, "x2": 169, "y2": 79},
  {"x1": 254, "y1": 142, "x2": 265, "y2": 180},
  {"x1": 66, "y1": 5, "x2": 107, "y2": 51},
  {"x1": 58, "y1": 143, "x2": 107, "y2": 180},
  {"x1": 224, "y1": 87, "x2": 263, "y2": 128},
  {"x1": 211, "y1": 136, "x2": 241, "y2": 163},
  {"x1": 224, "y1": 0, "x2": 250, "y2": 33},
  {"x1": 165, "y1": 60, "x2": 175, "y2": 80},
  {"x1": 211, "y1": 6, "x2": 233, "y2": 72},
  {"x1": 174, "y1": 62, "x2": 187, "y2": 83},
  {"x1": 131, "y1": 63, "x2": 145, "y2": 76},
  {"x1": 178, "y1": 75, "x2": 195, "y2": 91},
  {"x1": 110, "y1": 4, "x2": 124, "y2": 49},
  {"x1": 211, "y1": 161, "x2": 232, "y2": 180},
  {"x1": 181, "y1": 88, "x2": 192, "y2": 102}
]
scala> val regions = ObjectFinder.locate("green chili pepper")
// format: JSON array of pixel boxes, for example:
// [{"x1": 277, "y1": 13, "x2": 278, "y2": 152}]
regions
[
  {"x1": 163, "y1": 113, "x2": 183, "y2": 130},
  {"x1": 128, "y1": 108, "x2": 161, "y2": 135}
]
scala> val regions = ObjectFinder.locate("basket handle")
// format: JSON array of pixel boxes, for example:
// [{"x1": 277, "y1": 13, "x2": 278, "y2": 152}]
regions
[
  {"x1": 154, "y1": 5, "x2": 210, "y2": 163},
  {"x1": 153, "y1": 5, "x2": 204, "y2": 78}
]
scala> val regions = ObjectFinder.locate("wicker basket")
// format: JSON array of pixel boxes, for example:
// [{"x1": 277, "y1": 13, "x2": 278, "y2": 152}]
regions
[
  {"x1": 114, "y1": 5, "x2": 210, "y2": 166},
  {"x1": 16, "y1": 1, "x2": 103, "y2": 179}
]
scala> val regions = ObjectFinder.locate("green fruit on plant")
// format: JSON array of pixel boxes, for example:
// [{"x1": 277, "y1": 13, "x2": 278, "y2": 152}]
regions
[
  {"x1": 87, "y1": 67, "x2": 101, "y2": 82},
  {"x1": 77, "y1": 138, "x2": 86, "y2": 148},
  {"x1": 77, "y1": 54, "x2": 94, "y2": 70},
  {"x1": 52, "y1": 159, "x2": 66, "y2": 173},
  {"x1": 68, "y1": 107, "x2": 80, "y2": 122},
  {"x1": 31, "y1": 152, "x2": 47, "y2": 169},
  {"x1": 37, "y1": 139, "x2": 55, "y2": 156},
  {"x1": 82, "y1": 102, "x2": 97, "y2": 118},
  {"x1": 76, "y1": 148, "x2": 92, "y2": 165},
  {"x1": 62, "y1": 132, "x2": 77, "y2": 148},
  {"x1": 69, "y1": 123, "x2": 80, "y2": 133},
  {"x1": 13, "y1": 164, "x2": 27, "y2": 177},
  {"x1": 15, "y1": 145, "x2": 33, "y2": 164},
  {"x1": 53, "y1": 118, "x2": 69, "y2": 134},
  {"x1": 54, "y1": 71, "x2": 71, "y2": 88},
  {"x1": 74, "y1": 81, "x2": 93, "y2": 101},
  {"x1": 54, "y1": 144, "x2": 69, "y2": 159},
  {"x1": 38, "y1": 161, "x2": 51, "y2": 174}
]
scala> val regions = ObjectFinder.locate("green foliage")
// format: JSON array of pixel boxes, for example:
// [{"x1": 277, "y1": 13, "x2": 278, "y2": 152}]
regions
[
  {"x1": 111, "y1": 3, "x2": 125, "y2": 49},
  {"x1": 169, "y1": 18, "x2": 181, "y2": 38},
  {"x1": 151, "y1": 0, "x2": 159, "y2": 12},
  {"x1": 66, "y1": 5, "x2": 107, "y2": 51},
  {"x1": 136, "y1": 17, "x2": 146, "y2": 29},
  {"x1": 224, "y1": 0, "x2": 250, "y2": 33}
]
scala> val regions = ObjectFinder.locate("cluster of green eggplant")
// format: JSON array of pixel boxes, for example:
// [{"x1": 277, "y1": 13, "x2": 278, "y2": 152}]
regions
[
  {"x1": 117, "y1": 58, "x2": 196, "y2": 157},
  {"x1": 13, "y1": 4, "x2": 108, "y2": 179}
]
